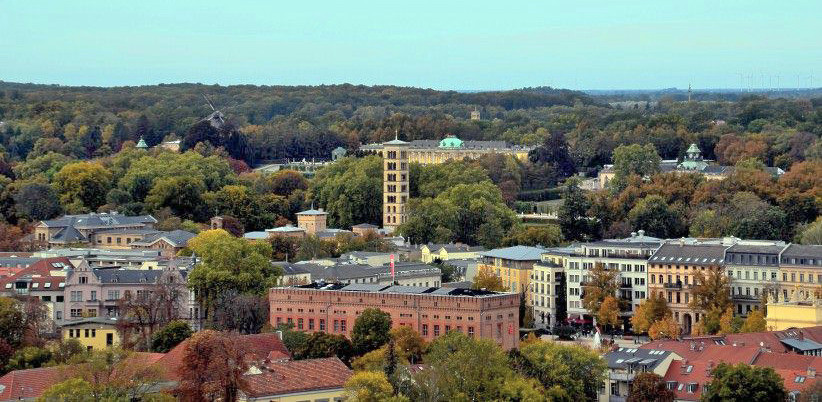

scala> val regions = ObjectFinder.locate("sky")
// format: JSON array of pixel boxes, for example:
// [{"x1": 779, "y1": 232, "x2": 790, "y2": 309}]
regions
[{"x1": 0, "y1": 0, "x2": 820, "y2": 90}]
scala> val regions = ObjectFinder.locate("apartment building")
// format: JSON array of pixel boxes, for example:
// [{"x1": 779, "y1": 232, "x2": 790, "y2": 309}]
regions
[
  {"x1": 0, "y1": 257, "x2": 72, "y2": 330},
  {"x1": 778, "y1": 244, "x2": 822, "y2": 303},
  {"x1": 532, "y1": 247, "x2": 572, "y2": 328},
  {"x1": 479, "y1": 246, "x2": 545, "y2": 303},
  {"x1": 725, "y1": 242, "x2": 785, "y2": 315},
  {"x1": 647, "y1": 240, "x2": 729, "y2": 334},
  {"x1": 269, "y1": 283, "x2": 520, "y2": 350},
  {"x1": 563, "y1": 232, "x2": 661, "y2": 324},
  {"x1": 63, "y1": 260, "x2": 198, "y2": 327}
]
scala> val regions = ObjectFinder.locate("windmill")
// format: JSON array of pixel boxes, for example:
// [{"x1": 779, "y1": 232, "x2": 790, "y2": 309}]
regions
[{"x1": 201, "y1": 94, "x2": 226, "y2": 129}]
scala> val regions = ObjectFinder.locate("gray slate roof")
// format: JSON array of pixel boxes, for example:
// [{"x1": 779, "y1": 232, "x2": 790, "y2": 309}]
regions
[
  {"x1": 42, "y1": 213, "x2": 156, "y2": 228},
  {"x1": 480, "y1": 246, "x2": 546, "y2": 261},
  {"x1": 782, "y1": 244, "x2": 822, "y2": 260},
  {"x1": 726, "y1": 243, "x2": 787, "y2": 255},
  {"x1": 92, "y1": 269, "x2": 164, "y2": 284},
  {"x1": 604, "y1": 347, "x2": 673, "y2": 370},
  {"x1": 649, "y1": 243, "x2": 728, "y2": 266},
  {"x1": 131, "y1": 230, "x2": 197, "y2": 247}
]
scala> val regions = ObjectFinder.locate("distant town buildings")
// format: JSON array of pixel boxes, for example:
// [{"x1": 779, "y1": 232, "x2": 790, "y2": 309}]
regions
[
  {"x1": 597, "y1": 143, "x2": 785, "y2": 189},
  {"x1": 269, "y1": 283, "x2": 520, "y2": 349}
]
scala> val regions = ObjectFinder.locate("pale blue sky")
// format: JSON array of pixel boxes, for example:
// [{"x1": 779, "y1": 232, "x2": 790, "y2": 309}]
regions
[{"x1": 1, "y1": 0, "x2": 820, "y2": 90}]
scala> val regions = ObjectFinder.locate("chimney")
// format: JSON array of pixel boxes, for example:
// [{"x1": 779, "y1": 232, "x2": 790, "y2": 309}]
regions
[
  {"x1": 808, "y1": 367, "x2": 817, "y2": 378},
  {"x1": 275, "y1": 330, "x2": 283, "y2": 340}
]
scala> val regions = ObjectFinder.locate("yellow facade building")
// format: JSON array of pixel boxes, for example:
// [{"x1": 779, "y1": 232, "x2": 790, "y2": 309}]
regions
[
  {"x1": 62, "y1": 318, "x2": 120, "y2": 350},
  {"x1": 766, "y1": 298, "x2": 822, "y2": 331},
  {"x1": 420, "y1": 243, "x2": 485, "y2": 264},
  {"x1": 479, "y1": 246, "x2": 545, "y2": 304},
  {"x1": 362, "y1": 135, "x2": 532, "y2": 166}
]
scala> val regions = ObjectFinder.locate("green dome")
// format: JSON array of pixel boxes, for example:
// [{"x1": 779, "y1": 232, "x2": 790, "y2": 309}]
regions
[
  {"x1": 136, "y1": 137, "x2": 149, "y2": 149},
  {"x1": 439, "y1": 136, "x2": 463, "y2": 148}
]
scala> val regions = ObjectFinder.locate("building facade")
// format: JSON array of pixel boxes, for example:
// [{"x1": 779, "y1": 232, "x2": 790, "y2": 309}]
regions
[
  {"x1": 563, "y1": 234, "x2": 660, "y2": 323},
  {"x1": 269, "y1": 283, "x2": 520, "y2": 350},
  {"x1": 420, "y1": 243, "x2": 486, "y2": 264},
  {"x1": 34, "y1": 213, "x2": 157, "y2": 248},
  {"x1": 362, "y1": 135, "x2": 532, "y2": 165},
  {"x1": 479, "y1": 246, "x2": 546, "y2": 303},
  {"x1": 531, "y1": 248, "x2": 569, "y2": 329},
  {"x1": 382, "y1": 138, "x2": 410, "y2": 232},
  {"x1": 647, "y1": 240, "x2": 730, "y2": 334}
]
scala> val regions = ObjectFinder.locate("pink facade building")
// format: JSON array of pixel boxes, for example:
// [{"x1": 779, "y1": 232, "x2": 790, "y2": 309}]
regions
[{"x1": 269, "y1": 283, "x2": 520, "y2": 350}]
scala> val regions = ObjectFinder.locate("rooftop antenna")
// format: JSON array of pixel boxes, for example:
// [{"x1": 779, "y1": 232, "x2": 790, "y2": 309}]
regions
[{"x1": 394, "y1": 129, "x2": 399, "y2": 141}]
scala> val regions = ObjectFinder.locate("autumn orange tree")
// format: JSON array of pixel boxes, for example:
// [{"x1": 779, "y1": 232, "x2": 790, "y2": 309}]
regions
[
  {"x1": 631, "y1": 293, "x2": 671, "y2": 334},
  {"x1": 582, "y1": 263, "x2": 620, "y2": 323},
  {"x1": 176, "y1": 330, "x2": 249, "y2": 402}
]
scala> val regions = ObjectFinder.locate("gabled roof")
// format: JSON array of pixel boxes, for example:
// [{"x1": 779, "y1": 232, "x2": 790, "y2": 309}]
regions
[
  {"x1": 130, "y1": 230, "x2": 196, "y2": 248},
  {"x1": 50, "y1": 225, "x2": 86, "y2": 243},
  {"x1": 0, "y1": 257, "x2": 72, "y2": 291},
  {"x1": 0, "y1": 366, "x2": 64, "y2": 401},
  {"x1": 243, "y1": 357, "x2": 352, "y2": 398},
  {"x1": 480, "y1": 245, "x2": 545, "y2": 261},
  {"x1": 155, "y1": 333, "x2": 291, "y2": 382}
]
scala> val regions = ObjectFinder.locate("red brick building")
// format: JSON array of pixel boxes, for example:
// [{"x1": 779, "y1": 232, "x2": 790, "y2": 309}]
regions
[{"x1": 269, "y1": 283, "x2": 520, "y2": 350}]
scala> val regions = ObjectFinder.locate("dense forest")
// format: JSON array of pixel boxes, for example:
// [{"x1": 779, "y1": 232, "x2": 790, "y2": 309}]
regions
[{"x1": 0, "y1": 81, "x2": 820, "y2": 249}]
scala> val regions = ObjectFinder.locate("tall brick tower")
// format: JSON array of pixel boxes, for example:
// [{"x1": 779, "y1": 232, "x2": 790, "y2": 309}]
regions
[{"x1": 383, "y1": 134, "x2": 409, "y2": 233}]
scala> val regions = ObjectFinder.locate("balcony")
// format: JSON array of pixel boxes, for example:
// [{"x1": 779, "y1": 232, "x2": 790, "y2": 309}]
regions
[
  {"x1": 733, "y1": 294, "x2": 758, "y2": 300},
  {"x1": 620, "y1": 283, "x2": 632, "y2": 289},
  {"x1": 664, "y1": 282, "x2": 682, "y2": 290}
]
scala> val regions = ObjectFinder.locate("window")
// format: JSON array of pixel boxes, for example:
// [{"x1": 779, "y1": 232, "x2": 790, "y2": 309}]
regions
[
  {"x1": 319, "y1": 319, "x2": 326, "y2": 331},
  {"x1": 107, "y1": 290, "x2": 120, "y2": 300},
  {"x1": 434, "y1": 325, "x2": 440, "y2": 336},
  {"x1": 298, "y1": 318, "x2": 303, "y2": 330},
  {"x1": 90, "y1": 291, "x2": 97, "y2": 301},
  {"x1": 309, "y1": 319, "x2": 314, "y2": 330},
  {"x1": 87, "y1": 309, "x2": 97, "y2": 317},
  {"x1": 70, "y1": 291, "x2": 82, "y2": 302},
  {"x1": 333, "y1": 320, "x2": 339, "y2": 332},
  {"x1": 468, "y1": 327, "x2": 475, "y2": 337},
  {"x1": 422, "y1": 324, "x2": 428, "y2": 336},
  {"x1": 70, "y1": 309, "x2": 82, "y2": 317},
  {"x1": 341, "y1": 320, "x2": 346, "y2": 332},
  {"x1": 79, "y1": 276, "x2": 88, "y2": 284}
]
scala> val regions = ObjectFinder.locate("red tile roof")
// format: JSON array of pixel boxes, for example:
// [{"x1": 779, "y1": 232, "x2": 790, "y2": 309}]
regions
[
  {"x1": 243, "y1": 357, "x2": 352, "y2": 398},
  {"x1": 155, "y1": 332, "x2": 291, "y2": 382},
  {"x1": 0, "y1": 257, "x2": 72, "y2": 291},
  {"x1": 0, "y1": 366, "x2": 65, "y2": 401},
  {"x1": 642, "y1": 339, "x2": 822, "y2": 400},
  {"x1": 0, "y1": 351, "x2": 167, "y2": 401}
]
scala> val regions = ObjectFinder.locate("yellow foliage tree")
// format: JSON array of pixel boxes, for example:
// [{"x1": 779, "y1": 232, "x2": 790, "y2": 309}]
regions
[
  {"x1": 648, "y1": 316, "x2": 680, "y2": 340},
  {"x1": 599, "y1": 296, "x2": 620, "y2": 329},
  {"x1": 741, "y1": 309, "x2": 767, "y2": 333},
  {"x1": 718, "y1": 307, "x2": 736, "y2": 335},
  {"x1": 344, "y1": 371, "x2": 395, "y2": 402},
  {"x1": 630, "y1": 293, "x2": 671, "y2": 334},
  {"x1": 472, "y1": 266, "x2": 505, "y2": 292}
]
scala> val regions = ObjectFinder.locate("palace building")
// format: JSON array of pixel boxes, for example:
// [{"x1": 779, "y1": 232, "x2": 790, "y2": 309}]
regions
[{"x1": 362, "y1": 135, "x2": 533, "y2": 166}]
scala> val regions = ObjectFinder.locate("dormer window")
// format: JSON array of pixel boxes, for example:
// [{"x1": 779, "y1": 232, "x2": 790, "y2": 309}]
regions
[{"x1": 79, "y1": 276, "x2": 87, "y2": 284}]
